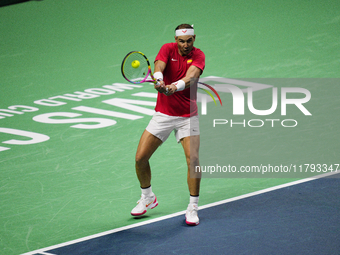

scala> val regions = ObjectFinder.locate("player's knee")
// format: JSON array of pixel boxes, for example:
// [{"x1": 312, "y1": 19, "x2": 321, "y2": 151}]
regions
[
  {"x1": 186, "y1": 154, "x2": 199, "y2": 167},
  {"x1": 135, "y1": 153, "x2": 148, "y2": 166}
]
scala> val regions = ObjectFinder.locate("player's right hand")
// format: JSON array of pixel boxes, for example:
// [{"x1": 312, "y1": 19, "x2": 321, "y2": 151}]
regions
[{"x1": 154, "y1": 80, "x2": 167, "y2": 93}]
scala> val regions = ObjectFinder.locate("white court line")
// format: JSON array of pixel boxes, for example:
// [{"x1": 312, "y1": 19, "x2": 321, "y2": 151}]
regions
[{"x1": 21, "y1": 171, "x2": 339, "y2": 255}]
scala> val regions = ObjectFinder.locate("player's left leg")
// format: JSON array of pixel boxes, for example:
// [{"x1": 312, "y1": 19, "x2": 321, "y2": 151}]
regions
[{"x1": 181, "y1": 135, "x2": 201, "y2": 225}]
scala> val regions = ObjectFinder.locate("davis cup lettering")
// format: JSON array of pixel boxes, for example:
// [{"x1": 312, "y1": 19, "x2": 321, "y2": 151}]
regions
[
  {"x1": 102, "y1": 83, "x2": 142, "y2": 92},
  {"x1": 7, "y1": 105, "x2": 39, "y2": 112},
  {"x1": 0, "y1": 83, "x2": 146, "y2": 120},
  {"x1": 72, "y1": 106, "x2": 143, "y2": 120},
  {"x1": 0, "y1": 106, "x2": 38, "y2": 120},
  {"x1": 0, "y1": 109, "x2": 24, "y2": 118},
  {"x1": 0, "y1": 146, "x2": 10, "y2": 152},
  {"x1": 1, "y1": 98, "x2": 153, "y2": 152},
  {"x1": 49, "y1": 95, "x2": 82, "y2": 102},
  {"x1": 0, "y1": 104, "x2": 144, "y2": 152},
  {"x1": 32, "y1": 83, "x2": 142, "y2": 108},
  {"x1": 1, "y1": 96, "x2": 157, "y2": 152},
  {"x1": 32, "y1": 98, "x2": 157, "y2": 129},
  {"x1": 84, "y1": 88, "x2": 116, "y2": 95},
  {"x1": 34, "y1": 99, "x2": 67, "y2": 106},
  {"x1": 63, "y1": 92, "x2": 100, "y2": 100},
  {"x1": 0, "y1": 82, "x2": 151, "y2": 152},
  {"x1": 49, "y1": 92, "x2": 100, "y2": 102},
  {"x1": 32, "y1": 112, "x2": 117, "y2": 129},
  {"x1": 0, "y1": 127, "x2": 50, "y2": 151},
  {"x1": 102, "y1": 98, "x2": 156, "y2": 116}
]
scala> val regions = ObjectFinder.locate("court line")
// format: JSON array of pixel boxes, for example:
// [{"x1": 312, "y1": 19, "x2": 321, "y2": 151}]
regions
[{"x1": 21, "y1": 171, "x2": 339, "y2": 255}]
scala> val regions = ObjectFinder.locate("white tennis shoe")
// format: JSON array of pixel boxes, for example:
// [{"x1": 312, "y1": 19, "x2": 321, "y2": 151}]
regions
[
  {"x1": 185, "y1": 204, "x2": 199, "y2": 225},
  {"x1": 131, "y1": 194, "x2": 158, "y2": 216}
]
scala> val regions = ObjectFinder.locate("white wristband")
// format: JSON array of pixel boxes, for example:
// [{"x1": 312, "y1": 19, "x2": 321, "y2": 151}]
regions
[
  {"x1": 153, "y1": 72, "x2": 163, "y2": 81},
  {"x1": 173, "y1": 80, "x2": 185, "y2": 92}
]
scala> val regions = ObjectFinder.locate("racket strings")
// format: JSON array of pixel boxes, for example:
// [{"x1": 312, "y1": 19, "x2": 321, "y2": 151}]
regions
[{"x1": 122, "y1": 52, "x2": 149, "y2": 82}]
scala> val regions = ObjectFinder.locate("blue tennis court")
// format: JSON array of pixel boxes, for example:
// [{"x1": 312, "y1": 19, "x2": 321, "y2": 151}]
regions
[{"x1": 24, "y1": 173, "x2": 340, "y2": 255}]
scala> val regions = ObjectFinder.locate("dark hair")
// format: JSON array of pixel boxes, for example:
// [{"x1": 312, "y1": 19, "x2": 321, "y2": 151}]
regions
[{"x1": 175, "y1": 24, "x2": 193, "y2": 31}]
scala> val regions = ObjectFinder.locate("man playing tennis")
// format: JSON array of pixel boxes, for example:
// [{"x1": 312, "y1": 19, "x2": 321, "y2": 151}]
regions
[{"x1": 131, "y1": 24, "x2": 205, "y2": 226}]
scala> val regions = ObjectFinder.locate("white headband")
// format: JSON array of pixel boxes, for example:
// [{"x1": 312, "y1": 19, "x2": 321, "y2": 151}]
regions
[{"x1": 175, "y1": 28, "x2": 194, "y2": 37}]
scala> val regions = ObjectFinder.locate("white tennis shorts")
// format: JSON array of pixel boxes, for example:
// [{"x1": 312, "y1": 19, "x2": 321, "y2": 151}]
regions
[{"x1": 146, "y1": 112, "x2": 200, "y2": 143}]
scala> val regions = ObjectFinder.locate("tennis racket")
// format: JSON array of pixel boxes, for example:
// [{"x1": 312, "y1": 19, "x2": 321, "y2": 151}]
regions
[
  {"x1": 121, "y1": 51, "x2": 222, "y2": 105},
  {"x1": 121, "y1": 51, "x2": 157, "y2": 84}
]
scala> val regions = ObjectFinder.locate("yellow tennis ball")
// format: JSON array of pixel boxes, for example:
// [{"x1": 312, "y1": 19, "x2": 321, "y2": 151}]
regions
[{"x1": 131, "y1": 60, "x2": 140, "y2": 68}]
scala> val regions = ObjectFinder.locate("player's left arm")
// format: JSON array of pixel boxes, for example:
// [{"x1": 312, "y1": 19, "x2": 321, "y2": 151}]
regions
[{"x1": 166, "y1": 65, "x2": 202, "y2": 95}]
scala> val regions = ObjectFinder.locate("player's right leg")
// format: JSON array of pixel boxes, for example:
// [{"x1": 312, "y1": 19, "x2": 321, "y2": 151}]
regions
[
  {"x1": 135, "y1": 129, "x2": 163, "y2": 188},
  {"x1": 131, "y1": 130, "x2": 162, "y2": 216}
]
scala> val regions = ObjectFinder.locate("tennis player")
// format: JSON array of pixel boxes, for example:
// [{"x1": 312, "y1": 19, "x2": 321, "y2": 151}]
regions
[{"x1": 131, "y1": 24, "x2": 205, "y2": 226}]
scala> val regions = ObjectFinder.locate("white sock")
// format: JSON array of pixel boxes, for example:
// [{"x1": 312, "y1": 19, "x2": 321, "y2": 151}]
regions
[
  {"x1": 141, "y1": 186, "x2": 153, "y2": 198},
  {"x1": 189, "y1": 195, "x2": 199, "y2": 206}
]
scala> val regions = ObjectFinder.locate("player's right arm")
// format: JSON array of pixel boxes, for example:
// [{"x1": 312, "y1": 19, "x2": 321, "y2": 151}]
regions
[{"x1": 154, "y1": 60, "x2": 167, "y2": 93}]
